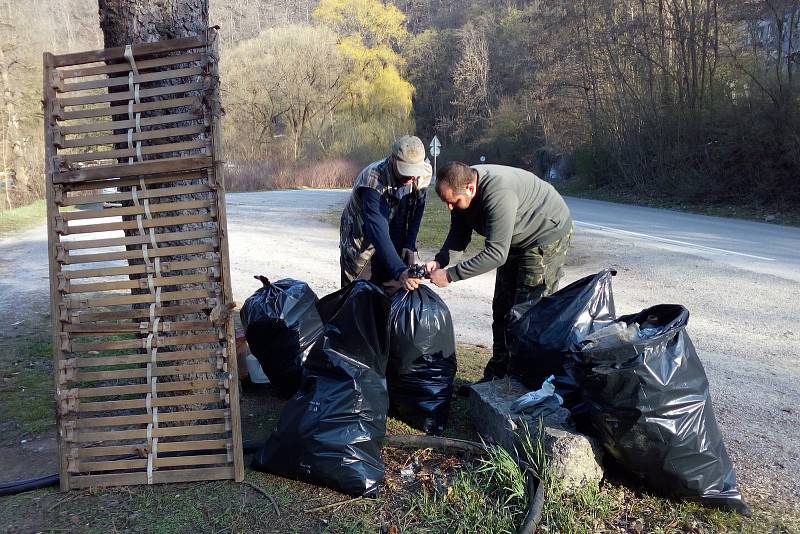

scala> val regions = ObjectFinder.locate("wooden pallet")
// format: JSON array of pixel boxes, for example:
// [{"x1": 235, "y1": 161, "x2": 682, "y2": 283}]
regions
[{"x1": 43, "y1": 32, "x2": 244, "y2": 490}]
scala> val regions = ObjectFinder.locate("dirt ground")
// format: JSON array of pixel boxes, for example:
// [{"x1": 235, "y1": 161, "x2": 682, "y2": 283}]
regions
[{"x1": 0, "y1": 189, "x2": 798, "y2": 515}]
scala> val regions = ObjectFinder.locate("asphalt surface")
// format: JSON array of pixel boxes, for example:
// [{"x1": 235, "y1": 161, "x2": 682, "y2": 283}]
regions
[{"x1": 0, "y1": 189, "x2": 797, "y2": 511}]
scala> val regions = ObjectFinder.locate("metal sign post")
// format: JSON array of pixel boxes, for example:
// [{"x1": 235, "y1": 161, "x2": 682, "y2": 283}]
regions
[{"x1": 429, "y1": 135, "x2": 441, "y2": 178}]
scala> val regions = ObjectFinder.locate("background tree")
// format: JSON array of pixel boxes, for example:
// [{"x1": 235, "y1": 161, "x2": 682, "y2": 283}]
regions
[
  {"x1": 313, "y1": 0, "x2": 415, "y2": 159},
  {"x1": 222, "y1": 25, "x2": 352, "y2": 162}
]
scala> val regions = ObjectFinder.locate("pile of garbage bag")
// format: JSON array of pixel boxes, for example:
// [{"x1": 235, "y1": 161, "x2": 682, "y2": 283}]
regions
[
  {"x1": 252, "y1": 280, "x2": 391, "y2": 496},
  {"x1": 507, "y1": 269, "x2": 749, "y2": 514}
]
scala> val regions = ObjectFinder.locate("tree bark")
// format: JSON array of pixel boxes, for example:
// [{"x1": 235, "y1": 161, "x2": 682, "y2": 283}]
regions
[
  {"x1": 99, "y1": 0, "x2": 208, "y2": 46},
  {"x1": 97, "y1": 0, "x2": 217, "y2": 390}
]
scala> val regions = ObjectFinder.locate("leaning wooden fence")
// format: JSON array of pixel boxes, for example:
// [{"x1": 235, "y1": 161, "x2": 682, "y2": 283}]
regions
[{"x1": 43, "y1": 32, "x2": 244, "y2": 490}]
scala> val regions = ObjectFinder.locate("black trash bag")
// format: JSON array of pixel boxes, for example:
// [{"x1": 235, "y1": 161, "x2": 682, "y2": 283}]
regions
[
  {"x1": 387, "y1": 286, "x2": 457, "y2": 435},
  {"x1": 507, "y1": 269, "x2": 617, "y2": 415},
  {"x1": 239, "y1": 276, "x2": 323, "y2": 396},
  {"x1": 252, "y1": 280, "x2": 390, "y2": 497},
  {"x1": 572, "y1": 304, "x2": 749, "y2": 514}
]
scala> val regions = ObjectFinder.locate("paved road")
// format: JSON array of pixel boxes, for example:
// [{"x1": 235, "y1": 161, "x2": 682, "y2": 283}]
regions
[
  {"x1": 0, "y1": 190, "x2": 798, "y2": 512},
  {"x1": 568, "y1": 197, "x2": 800, "y2": 283}
]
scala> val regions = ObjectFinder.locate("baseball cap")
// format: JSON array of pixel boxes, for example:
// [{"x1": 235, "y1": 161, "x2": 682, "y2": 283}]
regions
[{"x1": 391, "y1": 135, "x2": 433, "y2": 178}]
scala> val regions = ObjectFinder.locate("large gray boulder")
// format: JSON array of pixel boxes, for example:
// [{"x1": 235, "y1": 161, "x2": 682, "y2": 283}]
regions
[{"x1": 468, "y1": 378, "x2": 603, "y2": 492}]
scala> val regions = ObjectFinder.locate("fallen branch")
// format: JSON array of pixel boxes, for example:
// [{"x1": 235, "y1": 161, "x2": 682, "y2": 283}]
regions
[
  {"x1": 383, "y1": 434, "x2": 486, "y2": 455},
  {"x1": 241, "y1": 480, "x2": 280, "y2": 517},
  {"x1": 304, "y1": 496, "x2": 363, "y2": 513}
]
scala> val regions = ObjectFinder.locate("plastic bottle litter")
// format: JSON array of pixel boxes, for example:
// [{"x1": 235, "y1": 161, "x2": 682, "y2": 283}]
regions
[
  {"x1": 510, "y1": 375, "x2": 564, "y2": 417},
  {"x1": 582, "y1": 321, "x2": 640, "y2": 350},
  {"x1": 637, "y1": 314, "x2": 662, "y2": 339}
]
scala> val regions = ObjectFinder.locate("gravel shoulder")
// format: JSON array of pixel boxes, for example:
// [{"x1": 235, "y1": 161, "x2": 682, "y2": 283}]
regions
[{"x1": 1, "y1": 188, "x2": 797, "y2": 512}]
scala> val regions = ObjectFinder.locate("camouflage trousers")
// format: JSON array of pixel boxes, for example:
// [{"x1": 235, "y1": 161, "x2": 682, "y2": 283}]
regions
[{"x1": 484, "y1": 226, "x2": 573, "y2": 380}]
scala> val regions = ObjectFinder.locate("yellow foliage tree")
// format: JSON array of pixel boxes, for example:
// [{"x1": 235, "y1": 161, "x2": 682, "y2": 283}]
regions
[{"x1": 313, "y1": 0, "x2": 415, "y2": 154}]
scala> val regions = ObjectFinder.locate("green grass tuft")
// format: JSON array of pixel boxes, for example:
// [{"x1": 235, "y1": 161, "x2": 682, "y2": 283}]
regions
[{"x1": 0, "y1": 200, "x2": 48, "y2": 237}]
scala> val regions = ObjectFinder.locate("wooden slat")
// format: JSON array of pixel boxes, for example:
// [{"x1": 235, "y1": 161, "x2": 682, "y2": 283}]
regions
[
  {"x1": 62, "y1": 212, "x2": 216, "y2": 235},
  {"x1": 56, "y1": 82, "x2": 203, "y2": 108},
  {"x1": 62, "y1": 182, "x2": 211, "y2": 206},
  {"x1": 74, "y1": 349, "x2": 216, "y2": 368},
  {"x1": 59, "y1": 52, "x2": 203, "y2": 80},
  {"x1": 63, "y1": 201, "x2": 212, "y2": 222},
  {"x1": 76, "y1": 379, "x2": 220, "y2": 399},
  {"x1": 59, "y1": 139, "x2": 208, "y2": 164},
  {"x1": 70, "y1": 332, "x2": 221, "y2": 352},
  {"x1": 60, "y1": 111, "x2": 204, "y2": 136},
  {"x1": 66, "y1": 319, "x2": 214, "y2": 334},
  {"x1": 57, "y1": 96, "x2": 199, "y2": 120},
  {"x1": 54, "y1": 156, "x2": 212, "y2": 184},
  {"x1": 45, "y1": 51, "x2": 72, "y2": 491},
  {"x1": 76, "y1": 409, "x2": 227, "y2": 428},
  {"x1": 77, "y1": 458, "x2": 147, "y2": 472},
  {"x1": 67, "y1": 273, "x2": 215, "y2": 294},
  {"x1": 58, "y1": 81, "x2": 204, "y2": 108},
  {"x1": 157, "y1": 439, "x2": 231, "y2": 454},
  {"x1": 64, "y1": 170, "x2": 205, "y2": 191},
  {"x1": 67, "y1": 288, "x2": 214, "y2": 309},
  {"x1": 58, "y1": 124, "x2": 207, "y2": 149},
  {"x1": 62, "y1": 229, "x2": 214, "y2": 250},
  {"x1": 63, "y1": 259, "x2": 216, "y2": 280},
  {"x1": 73, "y1": 363, "x2": 219, "y2": 382},
  {"x1": 63, "y1": 245, "x2": 216, "y2": 267},
  {"x1": 69, "y1": 304, "x2": 213, "y2": 324},
  {"x1": 78, "y1": 392, "x2": 222, "y2": 413},
  {"x1": 76, "y1": 423, "x2": 227, "y2": 441},
  {"x1": 76, "y1": 439, "x2": 229, "y2": 457},
  {"x1": 208, "y1": 31, "x2": 245, "y2": 483},
  {"x1": 207, "y1": 31, "x2": 246, "y2": 483},
  {"x1": 63, "y1": 243, "x2": 216, "y2": 265},
  {"x1": 77, "y1": 454, "x2": 230, "y2": 473},
  {"x1": 155, "y1": 454, "x2": 230, "y2": 468},
  {"x1": 51, "y1": 36, "x2": 205, "y2": 67},
  {"x1": 69, "y1": 466, "x2": 234, "y2": 488},
  {"x1": 61, "y1": 66, "x2": 204, "y2": 93}
]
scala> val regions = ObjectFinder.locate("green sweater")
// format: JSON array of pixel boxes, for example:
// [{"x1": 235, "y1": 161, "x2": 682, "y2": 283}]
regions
[{"x1": 434, "y1": 165, "x2": 572, "y2": 282}]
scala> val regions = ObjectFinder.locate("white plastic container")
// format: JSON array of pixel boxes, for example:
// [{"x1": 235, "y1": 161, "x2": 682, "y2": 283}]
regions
[{"x1": 245, "y1": 353, "x2": 269, "y2": 384}]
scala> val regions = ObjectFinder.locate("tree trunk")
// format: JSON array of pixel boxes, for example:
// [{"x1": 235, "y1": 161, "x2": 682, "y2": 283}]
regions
[
  {"x1": 99, "y1": 0, "x2": 208, "y2": 46},
  {"x1": 97, "y1": 0, "x2": 217, "y2": 390}
]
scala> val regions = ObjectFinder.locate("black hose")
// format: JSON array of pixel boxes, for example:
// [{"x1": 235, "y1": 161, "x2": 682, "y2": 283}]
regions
[
  {"x1": 0, "y1": 474, "x2": 59, "y2": 496},
  {"x1": 0, "y1": 440, "x2": 263, "y2": 497},
  {"x1": 517, "y1": 469, "x2": 545, "y2": 534}
]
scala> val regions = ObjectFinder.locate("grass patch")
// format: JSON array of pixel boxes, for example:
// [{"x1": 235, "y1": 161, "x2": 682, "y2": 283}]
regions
[
  {"x1": 414, "y1": 194, "x2": 486, "y2": 255},
  {"x1": 0, "y1": 199, "x2": 48, "y2": 237},
  {"x1": 0, "y1": 325, "x2": 54, "y2": 442},
  {"x1": 2, "y1": 326, "x2": 797, "y2": 532},
  {"x1": 555, "y1": 176, "x2": 800, "y2": 227}
]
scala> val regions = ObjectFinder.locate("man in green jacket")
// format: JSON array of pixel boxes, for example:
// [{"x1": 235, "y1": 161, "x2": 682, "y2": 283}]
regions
[{"x1": 426, "y1": 161, "x2": 573, "y2": 381}]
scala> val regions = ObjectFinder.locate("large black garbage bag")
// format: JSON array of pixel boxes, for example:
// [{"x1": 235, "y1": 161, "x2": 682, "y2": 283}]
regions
[
  {"x1": 572, "y1": 304, "x2": 749, "y2": 514},
  {"x1": 239, "y1": 276, "x2": 323, "y2": 396},
  {"x1": 388, "y1": 286, "x2": 457, "y2": 435},
  {"x1": 252, "y1": 280, "x2": 390, "y2": 497},
  {"x1": 507, "y1": 269, "x2": 617, "y2": 413}
]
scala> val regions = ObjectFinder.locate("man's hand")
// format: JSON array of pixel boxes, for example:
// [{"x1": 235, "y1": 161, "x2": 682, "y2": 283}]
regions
[
  {"x1": 425, "y1": 260, "x2": 441, "y2": 274},
  {"x1": 398, "y1": 269, "x2": 421, "y2": 291},
  {"x1": 401, "y1": 248, "x2": 417, "y2": 267},
  {"x1": 430, "y1": 267, "x2": 450, "y2": 288}
]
